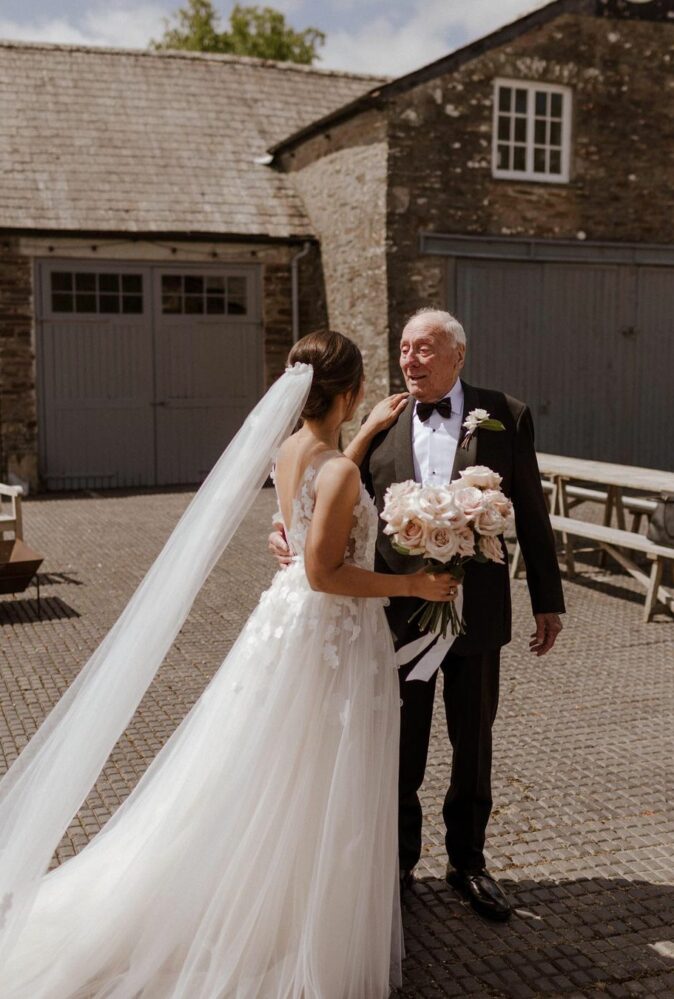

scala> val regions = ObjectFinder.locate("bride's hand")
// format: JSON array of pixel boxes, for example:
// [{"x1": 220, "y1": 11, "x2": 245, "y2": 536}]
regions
[
  {"x1": 409, "y1": 569, "x2": 459, "y2": 602},
  {"x1": 361, "y1": 393, "x2": 409, "y2": 436}
]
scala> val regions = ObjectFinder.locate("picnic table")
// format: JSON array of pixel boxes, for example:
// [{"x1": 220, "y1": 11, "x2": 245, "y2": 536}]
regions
[{"x1": 512, "y1": 453, "x2": 674, "y2": 621}]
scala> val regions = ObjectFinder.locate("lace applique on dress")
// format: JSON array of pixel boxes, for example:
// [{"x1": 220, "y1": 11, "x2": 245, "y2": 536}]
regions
[{"x1": 279, "y1": 457, "x2": 377, "y2": 570}]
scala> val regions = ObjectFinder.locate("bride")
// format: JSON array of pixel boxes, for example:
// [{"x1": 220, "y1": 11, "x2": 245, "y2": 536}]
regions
[{"x1": 0, "y1": 330, "x2": 456, "y2": 998}]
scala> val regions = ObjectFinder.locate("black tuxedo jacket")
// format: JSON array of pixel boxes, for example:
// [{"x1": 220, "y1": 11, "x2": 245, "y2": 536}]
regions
[{"x1": 361, "y1": 380, "x2": 565, "y2": 656}]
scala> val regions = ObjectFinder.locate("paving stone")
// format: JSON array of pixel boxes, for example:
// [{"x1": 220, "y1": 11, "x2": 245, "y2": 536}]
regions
[{"x1": 1, "y1": 488, "x2": 673, "y2": 997}]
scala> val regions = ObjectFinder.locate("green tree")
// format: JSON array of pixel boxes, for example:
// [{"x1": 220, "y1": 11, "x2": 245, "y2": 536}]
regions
[{"x1": 152, "y1": 0, "x2": 325, "y2": 65}]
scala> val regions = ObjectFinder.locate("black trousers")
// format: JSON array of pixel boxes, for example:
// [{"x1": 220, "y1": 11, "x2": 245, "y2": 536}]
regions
[{"x1": 398, "y1": 647, "x2": 501, "y2": 873}]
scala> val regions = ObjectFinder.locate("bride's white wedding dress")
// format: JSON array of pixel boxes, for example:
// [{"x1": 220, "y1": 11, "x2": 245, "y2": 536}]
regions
[{"x1": 0, "y1": 450, "x2": 402, "y2": 998}]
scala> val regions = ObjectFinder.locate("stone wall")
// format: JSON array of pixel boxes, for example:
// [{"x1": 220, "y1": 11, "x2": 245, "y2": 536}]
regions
[
  {"x1": 0, "y1": 239, "x2": 37, "y2": 490},
  {"x1": 278, "y1": 109, "x2": 391, "y2": 422},
  {"x1": 385, "y1": 12, "x2": 674, "y2": 384}
]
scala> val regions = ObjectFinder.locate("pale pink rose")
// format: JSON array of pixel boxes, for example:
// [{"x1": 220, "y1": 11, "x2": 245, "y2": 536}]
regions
[
  {"x1": 452, "y1": 485, "x2": 486, "y2": 521},
  {"x1": 425, "y1": 525, "x2": 461, "y2": 563},
  {"x1": 382, "y1": 481, "x2": 420, "y2": 534},
  {"x1": 456, "y1": 527, "x2": 476, "y2": 558},
  {"x1": 473, "y1": 505, "x2": 508, "y2": 537},
  {"x1": 398, "y1": 517, "x2": 427, "y2": 554},
  {"x1": 481, "y1": 488, "x2": 512, "y2": 515},
  {"x1": 417, "y1": 485, "x2": 456, "y2": 524},
  {"x1": 458, "y1": 465, "x2": 503, "y2": 490},
  {"x1": 382, "y1": 496, "x2": 414, "y2": 535},
  {"x1": 385, "y1": 480, "x2": 418, "y2": 504},
  {"x1": 479, "y1": 534, "x2": 506, "y2": 564}
]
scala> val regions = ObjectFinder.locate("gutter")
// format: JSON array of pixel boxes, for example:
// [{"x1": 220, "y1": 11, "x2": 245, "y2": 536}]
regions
[{"x1": 291, "y1": 241, "x2": 312, "y2": 343}]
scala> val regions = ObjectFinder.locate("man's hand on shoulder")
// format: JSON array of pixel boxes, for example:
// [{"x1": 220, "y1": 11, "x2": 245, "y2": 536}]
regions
[
  {"x1": 529, "y1": 612, "x2": 563, "y2": 656},
  {"x1": 268, "y1": 522, "x2": 292, "y2": 568}
]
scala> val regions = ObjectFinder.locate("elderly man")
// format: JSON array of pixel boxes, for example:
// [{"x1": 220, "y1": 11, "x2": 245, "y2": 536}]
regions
[
  {"x1": 271, "y1": 309, "x2": 564, "y2": 922},
  {"x1": 361, "y1": 308, "x2": 564, "y2": 921}
]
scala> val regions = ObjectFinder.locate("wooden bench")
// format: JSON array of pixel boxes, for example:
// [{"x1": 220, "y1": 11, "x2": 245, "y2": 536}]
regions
[
  {"x1": 540, "y1": 480, "x2": 656, "y2": 530},
  {"x1": 0, "y1": 484, "x2": 23, "y2": 540},
  {"x1": 510, "y1": 482, "x2": 657, "y2": 578},
  {"x1": 547, "y1": 514, "x2": 674, "y2": 622}
]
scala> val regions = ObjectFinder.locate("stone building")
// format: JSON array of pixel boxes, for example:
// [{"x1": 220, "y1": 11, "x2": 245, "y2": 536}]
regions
[{"x1": 1, "y1": 0, "x2": 673, "y2": 490}]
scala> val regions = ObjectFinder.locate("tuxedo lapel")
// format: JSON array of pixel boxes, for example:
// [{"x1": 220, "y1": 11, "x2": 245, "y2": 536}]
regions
[
  {"x1": 394, "y1": 398, "x2": 416, "y2": 483},
  {"x1": 450, "y1": 380, "x2": 480, "y2": 482}
]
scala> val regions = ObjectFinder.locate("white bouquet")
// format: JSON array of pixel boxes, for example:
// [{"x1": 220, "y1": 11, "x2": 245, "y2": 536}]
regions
[{"x1": 381, "y1": 466, "x2": 515, "y2": 638}]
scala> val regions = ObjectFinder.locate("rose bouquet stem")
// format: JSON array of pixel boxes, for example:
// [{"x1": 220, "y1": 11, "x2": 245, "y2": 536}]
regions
[{"x1": 408, "y1": 564, "x2": 466, "y2": 639}]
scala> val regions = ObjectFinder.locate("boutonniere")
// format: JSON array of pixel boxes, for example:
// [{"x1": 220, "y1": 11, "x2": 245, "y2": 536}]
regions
[{"x1": 459, "y1": 408, "x2": 505, "y2": 450}]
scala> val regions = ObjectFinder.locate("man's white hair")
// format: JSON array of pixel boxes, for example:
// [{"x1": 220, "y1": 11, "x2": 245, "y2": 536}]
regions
[{"x1": 404, "y1": 308, "x2": 467, "y2": 347}]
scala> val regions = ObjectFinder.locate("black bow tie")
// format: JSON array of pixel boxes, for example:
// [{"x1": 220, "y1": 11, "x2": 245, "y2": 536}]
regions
[{"x1": 416, "y1": 399, "x2": 452, "y2": 422}]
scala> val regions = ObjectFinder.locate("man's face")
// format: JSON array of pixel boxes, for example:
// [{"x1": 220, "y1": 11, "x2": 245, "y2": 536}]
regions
[{"x1": 399, "y1": 321, "x2": 465, "y2": 402}]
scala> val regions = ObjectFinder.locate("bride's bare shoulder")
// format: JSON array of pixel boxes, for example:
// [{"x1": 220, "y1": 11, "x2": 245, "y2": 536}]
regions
[{"x1": 314, "y1": 454, "x2": 360, "y2": 494}]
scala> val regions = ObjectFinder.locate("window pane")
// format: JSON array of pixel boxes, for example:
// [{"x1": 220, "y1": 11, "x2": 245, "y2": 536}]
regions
[
  {"x1": 227, "y1": 277, "x2": 247, "y2": 314},
  {"x1": 549, "y1": 149, "x2": 562, "y2": 174},
  {"x1": 533, "y1": 147, "x2": 547, "y2": 173},
  {"x1": 184, "y1": 276, "x2": 204, "y2": 295},
  {"x1": 513, "y1": 146, "x2": 526, "y2": 171},
  {"x1": 122, "y1": 295, "x2": 143, "y2": 314},
  {"x1": 206, "y1": 295, "x2": 225, "y2": 315},
  {"x1": 549, "y1": 121, "x2": 562, "y2": 147},
  {"x1": 122, "y1": 274, "x2": 142, "y2": 294},
  {"x1": 51, "y1": 272, "x2": 72, "y2": 292},
  {"x1": 99, "y1": 273, "x2": 120, "y2": 293},
  {"x1": 534, "y1": 119, "x2": 547, "y2": 145},
  {"x1": 498, "y1": 86, "x2": 511, "y2": 112},
  {"x1": 497, "y1": 144, "x2": 510, "y2": 170},
  {"x1": 535, "y1": 91, "x2": 548, "y2": 116},
  {"x1": 52, "y1": 293, "x2": 73, "y2": 312},
  {"x1": 206, "y1": 276, "x2": 225, "y2": 292},
  {"x1": 514, "y1": 89, "x2": 527, "y2": 114},
  {"x1": 185, "y1": 295, "x2": 204, "y2": 314},
  {"x1": 162, "y1": 275, "x2": 182, "y2": 293},
  {"x1": 75, "y1": 273, "x2": 96, "y2": 292},
  {"x1": 99, "y1": 295, "x2": 120, "y2": 313},
  {"x1": 497, "y1": 115, "x2": 510, "y2": 141},
  {"x1": 514, "y1": 117, "x2": 527, "y2": 143},
  {"x1": 75, "y1": 293, "x2": 97, "y2": 312},
  {"x1": 550, "y1": 93, "x2": 563, "y2": 118},
  {"x1": 162, "y1": 295, "x2": 182, "y2": 314}
]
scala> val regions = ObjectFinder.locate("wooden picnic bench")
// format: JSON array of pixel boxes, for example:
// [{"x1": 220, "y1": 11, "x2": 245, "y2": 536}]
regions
[
  {"x1": 511, "y1": 454, "x2": 674, "y2": 621},
  {"x1": 548, "y1": 514, "x2": 674, "y2": 622}
]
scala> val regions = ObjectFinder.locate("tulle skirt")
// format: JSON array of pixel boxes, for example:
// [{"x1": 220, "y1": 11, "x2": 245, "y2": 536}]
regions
[{"x1": 0, "y1": 560, "x2": 402, "y2": 998}]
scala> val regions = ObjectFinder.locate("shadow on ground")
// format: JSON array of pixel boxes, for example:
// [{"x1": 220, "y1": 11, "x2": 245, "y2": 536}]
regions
[{"x1": 399, "y1": 876, "x2": 674, "y2": 997}]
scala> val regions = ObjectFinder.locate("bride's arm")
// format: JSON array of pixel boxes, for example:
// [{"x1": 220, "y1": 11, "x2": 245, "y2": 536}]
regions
[
  {"x1": 305, "y1": 459, "x2": 455, "y2": 603},
  {"x1": 343, "y1": 393, "x2": 409, "y2": 467}
]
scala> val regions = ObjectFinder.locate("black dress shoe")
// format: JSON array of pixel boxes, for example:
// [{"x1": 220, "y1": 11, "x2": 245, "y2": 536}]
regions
[{"x1": 446, "y1": 866, "x2": 512, "y2": 922}]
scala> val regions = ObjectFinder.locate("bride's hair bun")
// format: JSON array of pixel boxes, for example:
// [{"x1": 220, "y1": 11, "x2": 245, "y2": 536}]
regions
[{"x1": 288, "y1": 330, "x2": 363, "y2": 420}]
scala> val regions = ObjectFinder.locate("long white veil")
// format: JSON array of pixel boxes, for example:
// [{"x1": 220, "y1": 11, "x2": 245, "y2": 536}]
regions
[{"x1": 0, "y1": 363, "x2": 312, "y2": 962}]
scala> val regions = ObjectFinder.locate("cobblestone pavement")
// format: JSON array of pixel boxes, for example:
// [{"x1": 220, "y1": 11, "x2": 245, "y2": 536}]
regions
[{"x1": 1, "y1": 489, "x2": 673, "y2": 998}]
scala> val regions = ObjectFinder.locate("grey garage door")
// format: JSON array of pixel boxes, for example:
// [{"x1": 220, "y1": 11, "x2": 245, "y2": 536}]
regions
[
  {"x1": 453, "y1": 259, "x2": 674, "y2": 469},
  {"x1": 37, "y1": 260, "x2": 263, "y2": 490}
]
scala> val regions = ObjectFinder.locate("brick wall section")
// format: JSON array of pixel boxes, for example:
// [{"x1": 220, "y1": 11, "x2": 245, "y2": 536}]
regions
[
  {"x1": 385, "y1": 13, "x2": 674, "y2": 385},
  {"x1": 0, "y1": 240, "x2": 37, "y2": 489},
  {"x1": 279, "y1": 110, "x2": 391, "y2": 419}
]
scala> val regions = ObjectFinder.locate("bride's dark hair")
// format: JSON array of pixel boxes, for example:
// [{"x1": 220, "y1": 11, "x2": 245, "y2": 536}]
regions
[{"x1": 288, "y1": 330, "x2": 363, "y2": 420}]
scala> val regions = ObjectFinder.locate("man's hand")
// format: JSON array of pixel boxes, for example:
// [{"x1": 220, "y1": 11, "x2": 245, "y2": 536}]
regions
[
  {"x1": 268, "y1": 524, "x2": 292, "y2": 568},
  {"x1": 529, "y1": 613, "x2": 563, "y2": 656}
]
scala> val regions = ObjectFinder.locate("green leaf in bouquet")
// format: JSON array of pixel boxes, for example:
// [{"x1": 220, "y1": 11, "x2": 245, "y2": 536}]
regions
[{"x1": 481, "y1": 419, "x2": 505, "y2": 431}]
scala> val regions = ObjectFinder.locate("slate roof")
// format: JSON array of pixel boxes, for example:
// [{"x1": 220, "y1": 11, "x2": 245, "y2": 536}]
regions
[{"x1": 0, "y1": 41, "x2": 385, "y2": 239}]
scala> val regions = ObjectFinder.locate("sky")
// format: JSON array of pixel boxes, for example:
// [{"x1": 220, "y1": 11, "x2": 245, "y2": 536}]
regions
[{"x1": 0, "y1": 0, "x2": 551, "y2": 75}]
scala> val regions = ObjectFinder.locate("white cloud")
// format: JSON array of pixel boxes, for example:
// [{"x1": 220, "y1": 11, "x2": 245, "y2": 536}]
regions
[
  {"x1": 320, "y1": 0, "x2": 548, "y2": 76},
  {"x1": 0, "y1": 4, "x2": 168, "y2": 49}
]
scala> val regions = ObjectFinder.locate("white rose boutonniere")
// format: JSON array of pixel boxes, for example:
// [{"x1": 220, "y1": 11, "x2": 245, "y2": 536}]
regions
[{"x1": 460, "y1": 408, "x2": 506, "y2": 450}]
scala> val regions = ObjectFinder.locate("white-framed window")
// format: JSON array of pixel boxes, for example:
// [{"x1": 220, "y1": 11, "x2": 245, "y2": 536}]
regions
[{"x1": 492, "y1": 79, "x2": 572, "y2": 183}]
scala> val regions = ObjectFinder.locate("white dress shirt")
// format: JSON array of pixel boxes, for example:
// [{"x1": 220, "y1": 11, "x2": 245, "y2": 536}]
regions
[{"x1": 412, "y1": 379, "x2": 465, "y2": 486}]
